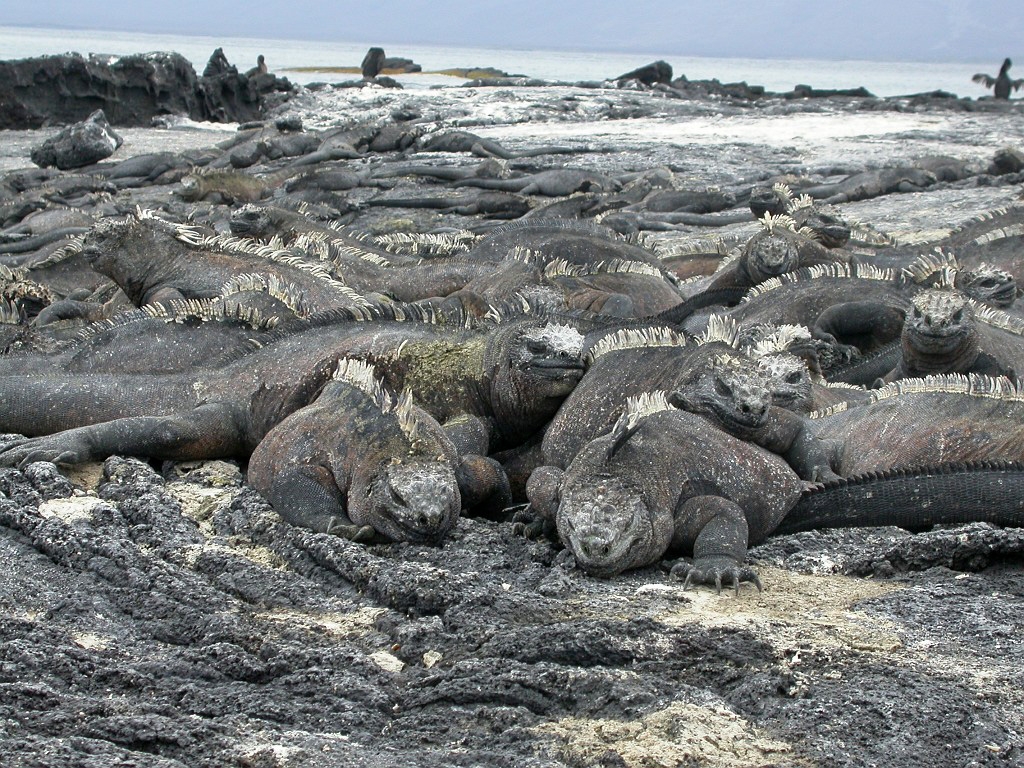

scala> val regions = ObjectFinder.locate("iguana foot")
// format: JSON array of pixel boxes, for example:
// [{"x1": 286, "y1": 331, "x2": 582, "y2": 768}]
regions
[
  {"x1": 0, "y1": 435, "x2": 88, "y2": 468},
  {"x1": 670, "y1": 556, "x2": 762, "y2": 595},
  {"x1": 510, "y1": 504, "x2": 553, "y2": 540},
  {"x1": 325, "y1": 518, "x2": 377, "y2": 542}
]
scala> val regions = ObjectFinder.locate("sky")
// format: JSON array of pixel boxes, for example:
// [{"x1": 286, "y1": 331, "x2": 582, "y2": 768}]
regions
[{"x1": 6, "y1": 1, "x2": 1023, "y2": 62}]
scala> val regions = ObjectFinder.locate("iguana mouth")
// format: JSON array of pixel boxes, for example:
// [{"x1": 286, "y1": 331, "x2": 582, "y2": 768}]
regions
[
  {"x1": 528, "y1": 358, "x2": 586, "y2": 379},
  {"x1": 712, "y1": 403, "x2": 768, "y2": 435},
  {"x1": 816, "y1": 224, "x2": 849, "y2": 245},
  {"x1": 908, "y1": 324, "x2": 970, "y2": 349}
]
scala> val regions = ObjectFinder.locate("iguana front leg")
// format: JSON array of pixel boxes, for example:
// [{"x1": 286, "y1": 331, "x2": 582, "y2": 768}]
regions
[
  {"x1": 514, "y1": 464, "x2": 564, "y2": 539},
  {"x1": 250, "y1": 463, "x2": 374, "y2": 541},
  {"x1": 455, "y1": 454, "x2": 512, "y2": 520},
  {"x1": 755, "y1": 407, "x2": 840, "y2": 482},
  {"x1": 0, "y1": 403, "x2": 247, "y2": 468},
  {"x1": 668, "y1": 495, "x2": 761, "y2": 594}
]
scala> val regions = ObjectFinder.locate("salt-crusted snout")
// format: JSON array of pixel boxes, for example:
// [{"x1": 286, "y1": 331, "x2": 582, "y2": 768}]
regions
[
  {"x1": 556, "y1": 480, "x2": 656, "y2": 578},
  {"x1": 372, "y1": 462, "x2": 461, "y2": 544}
]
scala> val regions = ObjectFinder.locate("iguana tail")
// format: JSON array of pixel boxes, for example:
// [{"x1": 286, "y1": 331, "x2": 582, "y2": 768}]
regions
[
  {"x1": 775, "y1": 461, "x2": 1024, "y2": 535},
  {"x1": 649, "y1": 286, "x2": 749, "y2": 326}
]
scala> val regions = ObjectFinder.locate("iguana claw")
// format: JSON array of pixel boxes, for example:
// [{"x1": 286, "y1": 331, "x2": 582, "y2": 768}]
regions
[
  {"x1": 325, "y1": 517, "x2": 377, "y2": 542},
  {"x1": 0, "y1": 437, "x2": 85, "y2": 468},
  {"x1": 670, "y1": 557, "x2": 762, "y2": 595},
  {"x1": 510, "y1": 505, "x2": 551, "y2": 539}
]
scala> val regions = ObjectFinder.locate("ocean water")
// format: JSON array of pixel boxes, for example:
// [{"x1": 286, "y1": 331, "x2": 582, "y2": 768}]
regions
[{"x1": 0, "y1": 24, "x2": 1000, "y2": 98}]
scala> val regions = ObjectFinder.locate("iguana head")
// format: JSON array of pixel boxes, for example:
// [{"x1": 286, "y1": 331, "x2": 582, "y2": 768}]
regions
[
  {"x1": 178, "y1": 173, "x2": 204, "y2": 202},
  {"x1": 758, "y1": 352, "x2": 814, "y2": 412},
  {"x1": 742, "y1": 221, "x2": 801, "y2": 283},
  {"x1": 955, "y1": 264, "x2": 1017, "y2": 308},
  {"x1": 329, "y1": 360, "x2": 462, "y2": 544},
  {"x1": 791, "y1": 201, "x2": 850, "y2": 248},
  {"x1": 556, "y1": 473, "x2": 659, "y2": 577},
  {"x1": 904, "y1": 289, "x2": 976, "y2": 355},
  {"x1": 487, "y1": 319, "x2": 586, "y2": 443},
  {"x1": 748, "y1": 183, "x2": 792, "y2": 218},
  {"x1": 229, "y1": 203, "x2": 276, "y2": 239},
  {"x1": 361, "y1": 460, "x2": 461, "y2": 544},
  {"x1": 672, "y1": 354, "x2": 773, "y2": 438}
]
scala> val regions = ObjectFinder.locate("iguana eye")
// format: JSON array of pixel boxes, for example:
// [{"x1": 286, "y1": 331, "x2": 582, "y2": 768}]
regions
[
  {"x1": 952, "y1": 308, "x2": 964, "y2": 323},
  {"x1": 785, "y1": 371, "x2": 803, "y2": 384},
  {"x1": 526, "y1": 340, "x2": 548, "y2": 355},
  {"x1": 714, "y1": 378, "x2": 732, "y2": 397}
]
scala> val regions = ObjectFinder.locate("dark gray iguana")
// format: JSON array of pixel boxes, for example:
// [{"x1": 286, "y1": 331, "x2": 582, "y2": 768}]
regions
[
  {"x1": 803, "y1": 373, "x2": 1024, "y2": 477},
  {"x1": 0, "y1": 303, "x2": 586, "y2": 469},
  {"x1": 526, "y1": 387, "x2": 1024, "y2": 590},
  {"x1": 246, "y1": 358, "x2": 465, "y2": 543},
  {"x1": 879, "y1": 288, "x2": 1024, "y2": 384},
  {"x1": 77, "y1": 208, "x2": 369, "y2": 310}
]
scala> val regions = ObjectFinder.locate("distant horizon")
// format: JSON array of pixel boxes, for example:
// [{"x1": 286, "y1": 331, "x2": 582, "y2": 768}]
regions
[
  {"x1": 4, "y1": 1, "x2": 1022, "y2": 65},
  {"x1": 0, "y1": 22, "x2": 1004, "y2": 67}
]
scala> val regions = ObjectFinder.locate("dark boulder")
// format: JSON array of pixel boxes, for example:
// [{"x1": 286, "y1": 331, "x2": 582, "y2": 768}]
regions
[
  {"x1": 361, "y1": 47, "x2": 387, "y2": 79},
  {"x1": 196, "y1": 48, "x2": 294, "y2": 124},
  {"x1": 785, "y1": 84, "x2": 875, "y2": 99},
  {"x1": 381, "y1": 56, "x2": 422, "y2": 73},
  {"x1": 30, "y1": 109, "x2": 123, "y2": 169},
  {"x1": 990, "y1": 146, "x2": 1024, "y2": 175},
  {"x1": 615, "y1": 60, "x2": 673, "y2": 86},
  {"x1": 0, "y1": 49, "x2": 295, "y2": 130},
  {"x1": 669, "y1": 76, "x2": 766, "y2": 100}
]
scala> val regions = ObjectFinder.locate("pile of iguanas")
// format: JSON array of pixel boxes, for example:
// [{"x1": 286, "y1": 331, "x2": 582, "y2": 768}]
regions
[{"x1": 3, "y1": 116, "x2": 1024, "y2": 594}]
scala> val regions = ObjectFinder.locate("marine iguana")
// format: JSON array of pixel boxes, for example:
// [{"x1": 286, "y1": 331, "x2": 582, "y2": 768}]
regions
[
  {"x1": 363, "y1": 191, "x2": 532, "y2": 219},
  {"x1": 370, "y1": 157, "x2": 510, "y2": 183},
  {"x1": 0, "y1": 303, "x2": 586, "y2": 469},
  {"x1": 282, "y1": 166, "x2": 389, "y2": 193},
  {"x1": 415, "y1": 130, "x2": 582, "y2": 160},
  {"x1": 972, "y1": 58, "x2": 1024, "y2": 99},
  {"x1": 697, "y1": 213, "x2": 849, "y2": 297},
  {"x1": 77, "y1": 209, "x2": 367, "y2": 310},
  {"x1": 457, "y1": 245, "x2": 685, "y2": 318},
  {"x1": 452, "y1": 168, "x2": 620, "y2": 197},
  {"x1": 668, "y1": 263, "x2": 911, "y2": 367},
  {"x1": 247, "y1": 358, "x2": 465, "y2": 543},
  {"x1": 802, "y1": 373, "x2": 1024, "y2": 477},
  {"x1": 177, "y1": 167, "x2": 299, "y2": 204},
  {"x1": 795, "y1": 166, "x2": 938, "y2": 205},
  {"x1": 625, "y1": 187, "x2": 736, "y2": 214},
  {"x1": 538, "y1": 339, "x2": 836, "y2": 478},
  {"x1": 0, "y1": 279, "x2": 305, "y2": 375},
  {"x1": 527, "y1": 386, "x2": 1024, "y2": 590},
  {"x1": 879, "y1": 288, "x2": 1024, "y2": 383},
  {"x1": 228, "y1": 202, "x2": 410, "y2": 263}
]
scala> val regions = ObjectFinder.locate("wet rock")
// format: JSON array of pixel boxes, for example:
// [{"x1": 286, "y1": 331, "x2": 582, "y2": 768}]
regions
[
  {"x1": 615, "y1": 60, "x2": 673, "y2": 86},
  {"x1": 361, "y1": 47, "x2": 387, "y2": 80},
  {"x1": 0, "y1": 50, "x2": 295, "y2": 130},
  {"x1": 29, "y1": 110, "x2": 122, "y2": 170}
]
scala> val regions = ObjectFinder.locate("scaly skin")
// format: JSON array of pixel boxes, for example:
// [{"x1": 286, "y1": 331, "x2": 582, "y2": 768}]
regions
[
  {"x1": 0, "y1": 308, "x2": 586, "y2": 467},
  {"x1": 881, "y1": 288, "x2": 1024, "y2": 383},
  {"x1": 805, "y1": 373, "x2": 1024, "y2": 476},
  {"x1": 79, "y1": 209, "x2": 366, "y2": 310},
  {"x1": 528, "y1": 371, "x2": 1024, "y2": 591},
  {"x1": 527, "y1": 400, "x2": 804, "y2": 586},
  {"x1": 703, "y1": 215, "x2": 846, "y2": 295},
  {"x1": 247, "y1": 362, "x2": 464, "y2": 543}
]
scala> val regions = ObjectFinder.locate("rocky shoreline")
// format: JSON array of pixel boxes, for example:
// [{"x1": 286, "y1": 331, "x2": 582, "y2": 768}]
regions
[{"x1": 1, "y1": 54, "x2": 1023, "y2": 767}]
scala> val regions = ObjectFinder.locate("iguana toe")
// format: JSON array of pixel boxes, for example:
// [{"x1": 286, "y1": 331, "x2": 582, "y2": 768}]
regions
[
  {"x1": 671, "y1": 557, "x2": 762, "y2": 595},
  {"x1": 325, "y1": 517, "x2": 377, "y2": 542},
  {"x1": 510, "y1": 504, "x2": 552, "y2": 539}
]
